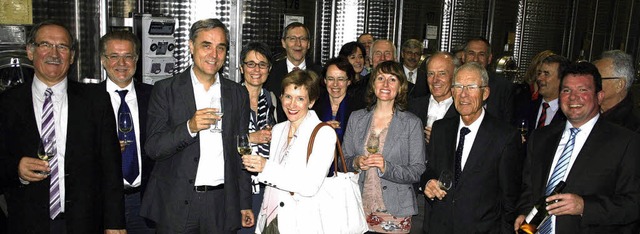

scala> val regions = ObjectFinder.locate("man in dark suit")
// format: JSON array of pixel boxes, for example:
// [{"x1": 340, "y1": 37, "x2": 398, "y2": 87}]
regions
[
  {"x1": 0, "y1": 21, "x2": 125, "y2": 233},
  {"x1": 593, "y1": 50, "x2": 640, "y2": 132},
  {"x1": 515, "y1": 62, "x2": 640, "y2": 233},
  {"x1": 140, "y1": 18, "x2": 252, "y2": 233},
  {"x1": 99, "y1": 30, "x2": 155, "y2": 233},
  {"x1": 521, "y1": 55, "x2": 569, "y2": 138},
  {"x1": 401, "y1": 39, "x2": 429, "y2": 98},
  {"x1": 423, "y1": 62, "x2": 522, "y2": 233},
  {"x1": 463, "y1": 37, "x2": 515, "y2": 124}
]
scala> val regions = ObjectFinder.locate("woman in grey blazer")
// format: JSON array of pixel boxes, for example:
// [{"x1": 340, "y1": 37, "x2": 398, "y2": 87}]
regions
[{"x1": 343, "y1": 61, "x2": 426, "y2": 233}]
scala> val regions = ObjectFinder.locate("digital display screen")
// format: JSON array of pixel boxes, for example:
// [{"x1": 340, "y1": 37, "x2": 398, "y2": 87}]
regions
[{"x1": 148, "y1": 21, "x2": 175, "y2": 35}]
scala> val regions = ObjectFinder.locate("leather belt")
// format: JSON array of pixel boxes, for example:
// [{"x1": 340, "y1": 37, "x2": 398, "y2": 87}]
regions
[{"x1": 194, "y1": 184, "x2": 224, "y2": 192}]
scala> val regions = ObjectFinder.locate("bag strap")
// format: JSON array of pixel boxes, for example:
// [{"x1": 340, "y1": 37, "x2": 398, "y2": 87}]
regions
[{"x1": 306, "y1": 122, "x2": 348, "y2": 173}]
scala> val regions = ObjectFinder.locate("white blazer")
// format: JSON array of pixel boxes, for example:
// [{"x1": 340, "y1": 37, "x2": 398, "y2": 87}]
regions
[{"x1": 256, "y1": 110, "x2": 336, "y2": 234}]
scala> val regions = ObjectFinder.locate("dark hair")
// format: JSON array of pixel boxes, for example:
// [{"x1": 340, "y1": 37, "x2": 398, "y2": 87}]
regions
[
  {"x1": 189, "y1": 18, "x2": 228, "y2": 44},
  {"x1": 464, "y1": 37, "x2": 491, "y2": 55},
  {"x1": 27, "y1": 20, "x2": 76, "y2": 51},
  {"x1": 561, "y1": 62, "x2": 603, "y2": 93},
  {"x1": 99, "y1": 30, "x2": 140, "y2": 56},
  {"x1": 366, "y1": 61, "x2": 408, "y2": 111},
  {"x1": 541, "y1": 54, "x2": 570, "y2": 79},
  {"x1": 322, "y1": 57, "x2": 356, "y2": 83},
  {"x1": 282, "y1": 22, "x2": 310, "y2": 40},
  {"x1": 338, "y1": 41, "x2": 367, "y2": 60},
  {"x1": 281, "y1": 70, "x2": 320, "y2": 102},
  {"x1": 240, "y1": 42, "x2": 273, "y2": 66},
  {"x1": 358, "y1": 33, "x2": 373, "y2": 41}
]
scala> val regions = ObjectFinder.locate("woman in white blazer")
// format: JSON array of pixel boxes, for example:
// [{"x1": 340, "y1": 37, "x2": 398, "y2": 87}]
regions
[{"x1": 242, "y1": 70, "x2": 336, "y2": 234}]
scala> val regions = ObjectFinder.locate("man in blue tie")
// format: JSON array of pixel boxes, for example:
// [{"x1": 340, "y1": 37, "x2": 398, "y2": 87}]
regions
[
  {"x1": 99, "y1": 30, "x2": 155, "y2": 233},
  {"x1": 515, "y1": 62, "x2": 640, "y2": 233}
]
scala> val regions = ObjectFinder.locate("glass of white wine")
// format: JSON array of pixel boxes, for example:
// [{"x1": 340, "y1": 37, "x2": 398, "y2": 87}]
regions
[
  {"x1": 210, "y1": 97, "x2": 224, "y2": 133},
  {"x1": 118, "y1": 112, "x2": 133, "y2": 145},
  {"x1": 37, "y1": 137, "x2": 55, "y2": 175},
  {"x1": 366, "y1": 132, "x2": 379, "y2": 154},
  {"x1": 438, "y1": 170, "x2": 453, "y2": 191},
  {"x1": 237, "y1": 134, "x2": 251, "y2": 168}
]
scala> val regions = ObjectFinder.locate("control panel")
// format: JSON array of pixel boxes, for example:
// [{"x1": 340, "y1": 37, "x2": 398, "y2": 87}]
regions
[{"x1": 140, "y1": 15, "x2": 177, "y2": 84}]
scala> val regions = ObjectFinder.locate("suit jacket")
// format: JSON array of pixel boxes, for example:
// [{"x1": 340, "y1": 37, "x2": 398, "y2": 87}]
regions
[
  {"x1": 407, "y1": 69, "x2": 430, "y2": 99},
  {"x1": 524, "y1": 98, "x2": 566, "y2": 137},
  {"x1": 424, "y1": 113, "x2": 522, "y2": 234},
  {"x1": 486, "y1": 71, "x2": 515, "y2": 124},
  {"x1": 601, "y1": 94, "x2": 640, "y2": 133},
  {"x1": 140, "y1": 68, "x2": 251, "y2": 231},
  {"x1": 99, "y1": 81, "x2": 155, "y2": 195},
  {"x1": 0, "y1": 80, "x2": 125, "y2": 233},
  {"x1": 343, "y1": 109, "x2": 426, "y2": 217},
  {"x1": 264, "y1": 59, "x2": 323, "y2": 122},
  {"x1": 517, "y1": 119, "x2": 640, "y2": 233}
]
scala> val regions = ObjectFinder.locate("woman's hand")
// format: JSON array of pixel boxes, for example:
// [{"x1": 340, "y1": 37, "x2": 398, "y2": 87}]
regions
[
  {"x1": 354, "y1": 155, "x2": 370, "y2": 171},
  {"x1": 249, "y1": 129, "x2": 272, "y2": 144},
  {"x1": 326, "y1": 120, "x2": 341, "y2": 129},
  {"x1": 242, "y1": 155, "x2": 267, "y2": 173},
  {"x1": 365, "y1": 153, "x2": 386, "y2": 173}
]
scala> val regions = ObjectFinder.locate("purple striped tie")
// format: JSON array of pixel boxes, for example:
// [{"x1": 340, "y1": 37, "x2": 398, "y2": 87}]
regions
[{"x1": 43, "y1": 88, "x2": 61, "y2": 219}]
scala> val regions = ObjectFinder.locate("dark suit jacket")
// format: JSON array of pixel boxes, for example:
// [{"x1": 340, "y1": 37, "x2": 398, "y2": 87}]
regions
[
  {"x1": 99, "y1": 81, "x2": 155, "y2": 195},
  {"x1": 524, "y1": 98, "x2": 566, "y2": 137},
  {"x1": 517, "y1": 119, "x2": 640, "y2": 233},
  {"x1": 486, "y1": 71, "x2": 515, "y2": 124},
  {"x1": 407, "y1": 69, "x2": 430, "y2": 99},
  {"x1": 0, "y1": 80, "x2": 125, "y2": 233},
  {"x1": 424, "y1": 113, "x2": 522, "y2": 234},
  {"x1": 601, "y1": 94, "x2": 640, "y2": 133},
  {"x1": 140, "y1": 68, "x2": 251, "y2": 231}
]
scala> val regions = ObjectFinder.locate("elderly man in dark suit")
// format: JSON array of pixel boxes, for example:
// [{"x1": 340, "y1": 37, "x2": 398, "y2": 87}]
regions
[
  {"x1": 140, "y1": 18, "x2": 252, "y2": 233},
  {"x1": 423, "y1": 62, "x2": 522, "y2": 233},
  {"x1": 0, "y1": 21, "x2": 125, "y2": 233},
  {"x1": 514, "y1": 62, "x2": 640, "y2": 233},
  {"x1": 99, "y1": 30, "x2": 155, "y2": 233}
]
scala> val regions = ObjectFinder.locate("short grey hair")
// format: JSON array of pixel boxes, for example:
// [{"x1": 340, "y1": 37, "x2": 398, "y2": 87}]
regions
[
  {"x1": 189, "y1": 18, "x2": 228, "y2": 44},
  {"x1": 600, "y1": 50, "x2": 635, "y2": 90},
  {"x1": 401, "y1": 39, "x2": 423, "y2": 51},
  {"x1": 454, "y1": 62, "x2": 489, "y2": 86},
  {"x1": 370, "y1": 39, "x2": 397, "y2": 62},
  {"x1": 426, "y1": 51, "x2": 462, "y2": 68}
]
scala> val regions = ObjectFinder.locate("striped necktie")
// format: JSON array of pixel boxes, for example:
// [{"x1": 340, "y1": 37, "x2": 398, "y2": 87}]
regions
[
  {"x1": 537, "y1": 102, "x2": 550, "y2": 129},
  {"x1": 43, "y1": 88, "x2": 61, "y2": 219}
]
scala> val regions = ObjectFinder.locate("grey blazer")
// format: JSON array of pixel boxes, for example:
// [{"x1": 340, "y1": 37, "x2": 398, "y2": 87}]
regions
[{"x1": 343, "y1": 108, "x2": 426, "y2": 217}]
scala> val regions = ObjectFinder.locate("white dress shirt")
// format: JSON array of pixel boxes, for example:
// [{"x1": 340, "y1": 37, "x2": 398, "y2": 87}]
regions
[
  {"x1": 286, "y1": 59, "x2": 307, "y2": 72},
  {"x1": 456, "y1": 109, "x2": 485, "y2": 170},
  {"x1": 189, "y1": 69, "x2": 225, "y2": 186},
  {"x1": 403, "y1": 65, "x2": 418, "y2": 84},
  {"x1": 428, "y1": 95, "x2": 453, "y2": 126},
  {"x1": 32, "y1": 76, "x2": 68, "y2": 212},
  {"x1": 106, "y1": 79, "x2": 143, "y2": 188},
  {"x1": 536, "y1": 98, "x2": 560, "y2": 127}
]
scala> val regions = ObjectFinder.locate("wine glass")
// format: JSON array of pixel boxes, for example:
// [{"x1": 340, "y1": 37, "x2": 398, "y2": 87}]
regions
[
  {"x1": 118, "y1": 112, "x2": 133, "y2": 145},
  {"x1": 519, "y1": 119, "x2": 529, "y2": 137},
  {"x1": 262, "y1": 114, "x2": 276, "y2": 131},
  {"x1": 210, "y1": 97, "x2": 224, "y2": 133},
  {"x1": 438, "y1": 170, "x2": 453, "y2": 191},
  {"x1": 366, "y1": 132, "x2": 379, "y2": 154},
  {"x1": 37, "y1": 137, "x2": 55, "y2": 175},
  {"x1": 236, "y1": 134, "x2": 251, "y2": 168}
]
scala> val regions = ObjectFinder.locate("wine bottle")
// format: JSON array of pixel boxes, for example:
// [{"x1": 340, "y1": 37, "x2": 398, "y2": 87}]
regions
[{"x1": 517, "y1": 181, "x2": 566, "y2": 234}]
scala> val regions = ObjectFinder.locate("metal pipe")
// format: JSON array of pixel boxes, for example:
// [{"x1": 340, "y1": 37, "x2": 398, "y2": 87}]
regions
[
  {"x1": 486, "y1": 0, "x2": 496, "y2": 42},
  {"x1": 624, "y1": 0, "x2": 634, "y2": 52},
  {"x1": 609, "y1": 0, "x2": 619, "y2": 49},
  {"x1": 364, "y1": 0, "x2": 370, "y2": 33},
  {"x1": 329, "y1": 0, "x2": 337, "y2": 59},
  {"x1": 231, "y1": 0, "x2": 242, "y2": 82},
  {"x1": 588, "y1": 0, "x2": 599, "y2": 61},
  {"x1": 99, "y1": 0, "x2": 107, "y2": 81},
  {"x1": 515, "y1": 0, "x2": 528, "y2": 73},
  {"x1": 74, "y1": 0, "x2": 81, "y2": 81},
  {"x1": 396, "y1": 0, "x2": 404, "y2": 60},
  {"x1": 566, "y1": 0, "x2": 579, "y2": 59},
  {"x1": 446, "y1": 0, "x2": 456, "y2": 52},
  {"x1": 312, "y1": 0, "x2": 320, "y2": 64}
]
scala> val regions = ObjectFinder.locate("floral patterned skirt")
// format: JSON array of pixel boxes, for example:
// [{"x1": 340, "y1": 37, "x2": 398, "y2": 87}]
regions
[{"x1": 366, "y1": 211, "x2": 411, "y2": 233}]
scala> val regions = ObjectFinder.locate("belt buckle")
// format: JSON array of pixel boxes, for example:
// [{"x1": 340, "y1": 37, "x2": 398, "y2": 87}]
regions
[{"x1": 195, "y1": 186, "x2": 207, "y2": 193}]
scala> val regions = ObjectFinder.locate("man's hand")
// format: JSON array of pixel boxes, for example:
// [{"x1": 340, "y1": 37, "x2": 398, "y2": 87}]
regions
[
  {"x1": 423, "y1": 179, "x2": 447, "y2": 200},
  {"x1": 546, "y1": 193, "x2": 584, "y2": 216},
  {"x1": 18, "y1": 157, "x2": 49, "y2": 182},
  {"x1": 104, "y1": 229, "x2": 127, "y2": 234},
  {"x1": 119, "y1": 140, "x2": 126, "y2": 153},
  {"x1": 188, "y1": 108, "x2": 220, "y2": 133},
  {"x1": 424, "y1": 126, "x2": 432, "y2": 144},
  {"x1": 514, "y1": 215, "x2": 526, "y2": 231},
  {"x1": 240, "y1": 209, "x2": 255, "y2": 228}
]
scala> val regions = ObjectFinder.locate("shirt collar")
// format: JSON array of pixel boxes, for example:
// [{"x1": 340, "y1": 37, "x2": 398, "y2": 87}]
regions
[
  {"x1": 565, "y1": 113, "x2": 599, "y2": 131},
  {"x1": 403, "y1": 65, "x2": 417, "y2": 74},
  {"x1": 32, "y1": 75, "x2": 67, "y2": 99},
  {"x1": 458, "y1": 108, "x2": 485, "y2": 133},
  {"x1": 106, "y1": 78, "x2": 135, "y2": 95},
  {"x1": 543, "y1": 98, "x2": 559, "y2": 111},
  {"x1": 190, "y1": 67, "x2": 221, "y2": 87},
  {"x1": 429, "y1": 95, "x2": 453, "y2": 106},
  {"x1": 286, "y1": 58, "x2": 306, "y2": 72}
]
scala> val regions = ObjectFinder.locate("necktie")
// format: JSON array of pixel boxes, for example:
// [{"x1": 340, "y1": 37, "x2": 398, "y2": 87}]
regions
[
  {"x1": 292, "y1": 66, "x2": 300, "y2": 71},
  {"x1": 116, "y1": 90, "x2": 139, "y2": 184},
  {"x1": 454, "y1": 127, "x2": 471, "y2": 186},
  {"x1": 538, "y1": 128, "x2": 580, "y2": 234},
  {"x1": 43, "y1": 88, "x2": 61, "y2": 219},
  {"x1": 408, "y1": 71, "x2": 414, "y2": 83},
  {"x1": 537, "y1": 102, "x2": 550, "y2": 129}
]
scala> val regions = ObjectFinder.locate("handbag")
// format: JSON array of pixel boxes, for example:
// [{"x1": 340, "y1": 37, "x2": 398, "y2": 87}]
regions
[{"x1": 307, "y1": 122, "x2": 368, "y2": 234}]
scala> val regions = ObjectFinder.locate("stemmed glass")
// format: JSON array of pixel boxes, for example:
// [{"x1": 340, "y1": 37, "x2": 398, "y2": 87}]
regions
[
  {"x1": 366, "y1": 132, "x2": 379, "y2": 154},
  {"x1": 438, "y1": 170, "x2": 453, "y2": 191},
  {"x1": 37, "y1": 137, "x2": 55, "y2": 175},
  {"x1": 118, "y1": 112, "x2": 133, "y2": 145},
  {"x1": 519, "y1": 119, "x2": 529, "y2": 136},
  {"x1": 262, "y1": 114, "x2": 276, "y2": 131},
  {"x1": 210, "y1": 97, "x2": 224, "y2": 133},
  {"x1": 236, "y1": 134, "x2": 251, "y2": 168}
]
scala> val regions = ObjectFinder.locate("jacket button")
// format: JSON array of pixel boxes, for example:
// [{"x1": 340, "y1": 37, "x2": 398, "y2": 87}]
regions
[
  {"x1": 184, "y1": 200, "x2": 189, "y2": 205},
  {"x1": 193, "y1": 157, "x2": 199, "y2": 162},
  {"x1": 382, "y1": 186, "x2": 387, "y2": 190},
  {"x1": 188, "y1": 179, "x2": 194, "y2": 184},
  {"x1": 280, "y1": 202, "x2": 284, "y2": 207}
]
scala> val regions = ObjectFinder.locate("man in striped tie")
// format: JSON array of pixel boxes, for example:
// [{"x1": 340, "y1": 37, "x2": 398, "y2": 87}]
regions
[
  {"x1": 0, "y1": 21, "x2": 125, "y2": 233},
  {"x1": 515, "y1": 62, "x2": 640, "y2": 233}
]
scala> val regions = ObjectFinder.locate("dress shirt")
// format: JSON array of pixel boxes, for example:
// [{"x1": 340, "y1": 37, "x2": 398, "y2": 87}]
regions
[
  {"x1": 32, "y1": 76, "x2": 68, "y2": 212},
  {"x1": 544, "y1": 114, "x2": 598, "y2": 231},
  {"x1": 106, "y1": 79, "x2": 142, "y2": 188},
  {"x1": 456, "y1": 109, "x2": 485, "y2": 170},
  {"x1": 286, "y1": 59, "x2": 307, "y2": 72},
  {"x1": 403, "y1": 65, "x2": 417, "y2": 84},
  {"x1": 189, "y1": 68, "x2": 225, "y2": 186},
  {"x1": 428, "y1": 95, "x2": 453, "y2": 121},
  {"x1": 536, "y1": 98, "x2": 559, "y2": 127}
]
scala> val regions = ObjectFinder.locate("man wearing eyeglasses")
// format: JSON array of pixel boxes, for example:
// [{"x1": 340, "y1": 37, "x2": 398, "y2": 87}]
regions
[
  {"x1": 593, "y1": 50, "x2": 640, "y2": 132},
  {"x1": 0, "y1": 21, "x2": 125, "y2": 233},
  {"x1": 401, "y1": 39, "x2": 429, "y2": 98},
  {"x1": 98, "y1": 30, "x2": 156, "y2": 233},
  {"x1": 423, "y1": 62, "x2": 522, "y2": 233}
]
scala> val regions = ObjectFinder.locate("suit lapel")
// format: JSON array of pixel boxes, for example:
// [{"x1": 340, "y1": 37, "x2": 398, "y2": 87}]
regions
[
  {"x1": 535, "y1": 123, "x2": 564, "y2": 190},
  {"x1": 356, "y1": 111, "x2": 374, "y2": 155},
  {"x1": 440, "y1": 118, "x2": 458, "y2": 176},
  {"x1": 565, "y1": 120, "x2": 606, "y2": 183},
  {"x1": 456, "y1": 116, "x2": 492, "y2": 188},
  {"x1": 382, "y1": 111, "x2": 402, "y2": 156},
  {"x1": 177, "y1": 70, "x2": 197, "y2": 118},
  {"x1": 15, "y1": 83, "x2": 40, "y2": 144},
  {"x1": 220, "y1": 78, "x2": 232, "y2": 138}
]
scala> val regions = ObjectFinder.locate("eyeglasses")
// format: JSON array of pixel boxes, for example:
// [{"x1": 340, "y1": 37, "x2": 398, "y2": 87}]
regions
[
  {"x1": 451, "y1": 84, "x2": 486, "y2": 92},
  {"x1": 602, "y1": 77, "x2": 623, "y2": 80},
  {"x1": 285, "y1": 36, "x2": 309, "y2": 43},
  {"x1": 32, "y1": 42, "x2": 71, "y2": 53},
  {"x1": 243, "y1": 61, "x2": 269, "y2": 69},
  {"x1": 325, "y1": 77, "x2": 349, "y2": 83},
  {"x1": 373, "y1": 51, "x2": 393, "y2": 58},
  {"x1": 103, "y1": 54, "x2": 137, "y2": 63}
]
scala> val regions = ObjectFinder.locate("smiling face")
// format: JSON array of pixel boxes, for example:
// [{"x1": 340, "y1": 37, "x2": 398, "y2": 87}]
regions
[
  {"x1": 324, "y1": 64, "x2": 351, "y2": 99},
  {"x1": 371, "y1": 41, "x2": 395, "y2": 68},
  {"x1": 373, "y1": 72, "x2": 399, "y2": 103},
  {"x1": 452, "y1": 68, "x2": 489, "y2": 125},
  {"x1": 536, "y1": 62, "x2": 561, "y2": 101},
  {"x1": 427, "y1": 54, "x2": 454, "y2": 102},
  {"x1": 559, "y1": 74, "x2": 604, "y2": 127},
  {"x1": 240, "y1": 50, "x2": 270, "y2": 87},
  {"x1": 402, "y1": 47, "x2": 421, "y2": 70},
  {"x1": 281, "y1": 84, "x2": 314, "y2": 126},
  {"x1": 464, "y1": 40, "x2": 492, "y2": 68},
  {"x1": 189, "y1": 27, "x2": 227, "y2": 81},
  {"x1": 102, "y1": 39, "x2": 137, "y2": 88},
  {"x1": 27, "y1": 24, "x2": 75, "y2": 86},
  {"x1": 347, "y1": 47, "x2": 365, "y2": 73},
  {"x1": 281, "y1": 26, "x2": 310, "y2": 66}
]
